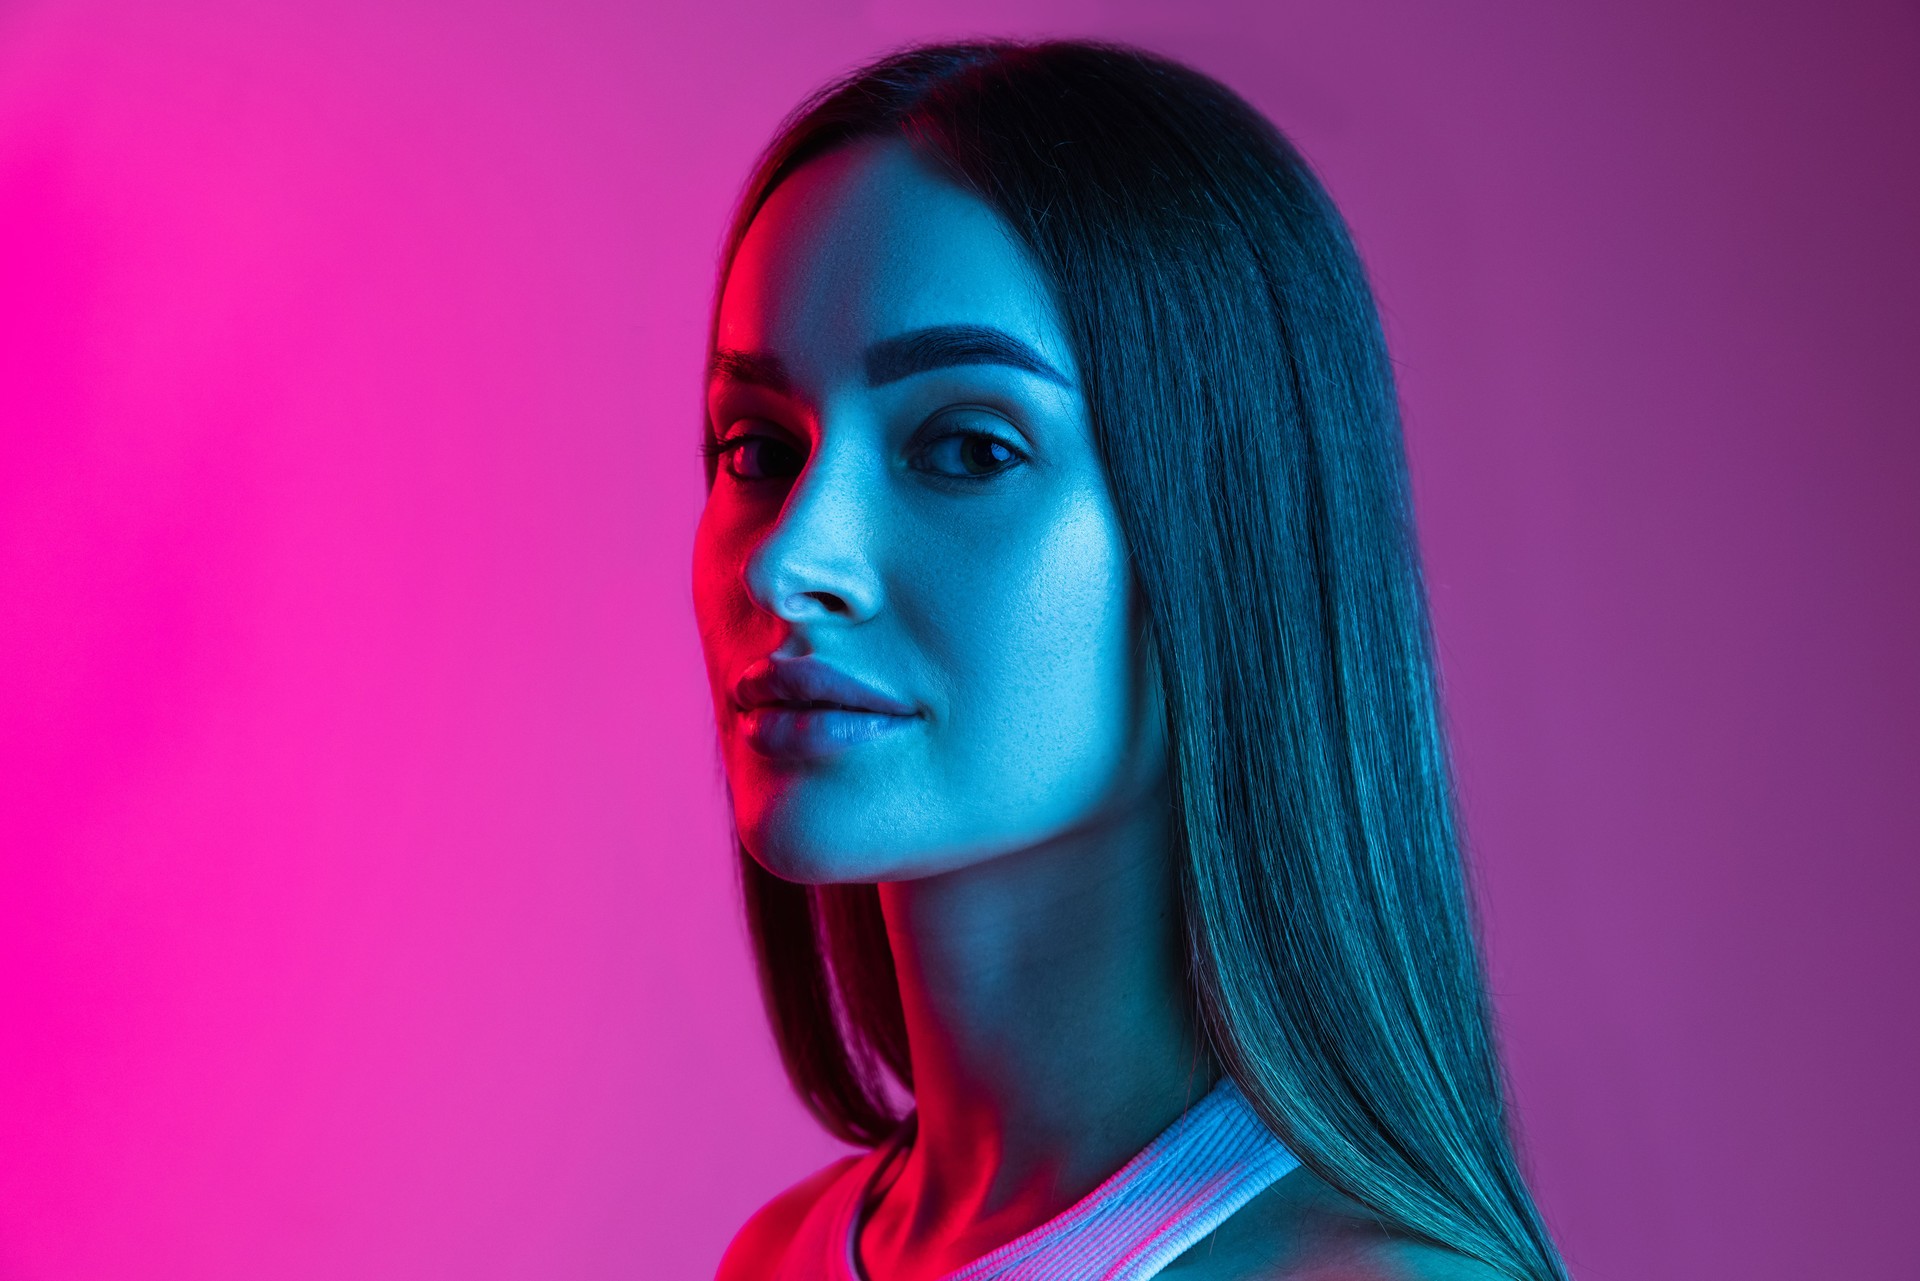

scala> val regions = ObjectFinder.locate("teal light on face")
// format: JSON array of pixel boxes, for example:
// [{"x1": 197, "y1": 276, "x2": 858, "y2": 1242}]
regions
[{"x1": 691, "y1": 138, "x2": 1165, "y2": 886}]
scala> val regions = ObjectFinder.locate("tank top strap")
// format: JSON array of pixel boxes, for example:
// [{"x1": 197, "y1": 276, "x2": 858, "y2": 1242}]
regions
[
  {"x1": 796, "y1": 1075, "x2": 1298, "y2": 1281},
  {"x1": 940, "y1": 1076, "x2": 1298, "y2": 1281}
]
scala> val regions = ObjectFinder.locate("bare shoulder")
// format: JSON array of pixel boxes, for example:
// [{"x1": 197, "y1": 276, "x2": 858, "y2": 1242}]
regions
[
  {"x1": 1162, "y1": 1165, "x2": 1514, "y2": 1281},
  {"x1": 713, "y1": 1154, "x2": 863, "y2": 1281}
]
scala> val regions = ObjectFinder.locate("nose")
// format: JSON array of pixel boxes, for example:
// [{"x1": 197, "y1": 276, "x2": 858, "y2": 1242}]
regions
[{"x1": 740, "y1": 443, "x2": 884, "y2": 626}]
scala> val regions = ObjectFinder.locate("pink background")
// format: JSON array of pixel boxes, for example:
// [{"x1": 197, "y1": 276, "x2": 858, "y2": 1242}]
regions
[{"x1": 4, "y1": 1, "x2": 1915, "y2": 1277}]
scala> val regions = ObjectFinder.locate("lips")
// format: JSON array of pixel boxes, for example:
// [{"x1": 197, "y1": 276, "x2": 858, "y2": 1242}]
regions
[
  {"x1": 730, "y1": 657, "x2": 918, "y2": 761},
  {"x1": 731, "y1": 657, "x2": 916, "y2": 717}
]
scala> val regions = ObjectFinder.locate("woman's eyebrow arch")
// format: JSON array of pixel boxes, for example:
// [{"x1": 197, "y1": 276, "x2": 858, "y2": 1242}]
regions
[
  {"x1": 864, "y1": 324, "x2": 1070, "y2": 387},
  {"x1": 709, "y1": 347, "x2": 793, "y2": 393}
]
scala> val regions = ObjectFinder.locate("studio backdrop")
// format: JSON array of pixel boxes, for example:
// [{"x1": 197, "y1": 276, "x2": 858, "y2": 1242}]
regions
[{"x1": 2, "y1": 1, "x2": 1915, "y2": 1278}]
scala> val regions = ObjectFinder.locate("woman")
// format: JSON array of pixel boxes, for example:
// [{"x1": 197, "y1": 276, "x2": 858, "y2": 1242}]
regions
[{"x1": 692, "y1": 40, "x2": 1568, "y2": 1281}]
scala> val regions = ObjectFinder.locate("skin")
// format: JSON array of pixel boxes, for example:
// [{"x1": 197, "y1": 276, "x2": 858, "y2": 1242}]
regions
[{"x1": 695, "y1": 138, "x2": 1501, "y2": 1281}]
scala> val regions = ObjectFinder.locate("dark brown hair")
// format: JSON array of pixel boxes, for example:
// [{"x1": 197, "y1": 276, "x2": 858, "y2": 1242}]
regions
[{"x1": 704, "y1": 39, "x2": 1567, "y2": 1281}]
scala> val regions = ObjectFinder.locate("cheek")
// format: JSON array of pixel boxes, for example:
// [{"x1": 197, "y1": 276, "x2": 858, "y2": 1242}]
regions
[
  {"x1": 913, "y1": 493, "x2": 1136, "y2": 807},
  {"x1": 1010, "y1": 503, "x2": 1128, "y2": 683},
  {"x1": 692, "y1": 500, "x2": 749, "y2": 618},
  {"x1": 691, "y1": 502, "x2": 757, "y2": 677},
  {"x1": 690, "y1": 506, "x2": 724, "y2": 623}
]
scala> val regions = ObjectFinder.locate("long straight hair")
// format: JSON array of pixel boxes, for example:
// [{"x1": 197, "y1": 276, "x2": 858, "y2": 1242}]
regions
[{"x1": 703, "y1": 40, "x2": 1567, "y2": 1281}]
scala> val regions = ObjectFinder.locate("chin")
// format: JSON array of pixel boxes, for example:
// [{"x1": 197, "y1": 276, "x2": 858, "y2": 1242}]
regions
[
  {"x1": 734, "y1": 787, "x2": 1023, "y2": 887},
  {"x1": 734, "y1": 794, "x2": 908, "y2": 886}
]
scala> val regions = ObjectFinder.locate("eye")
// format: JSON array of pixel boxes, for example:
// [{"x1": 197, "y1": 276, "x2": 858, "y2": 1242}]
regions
[
  {"x1": 912, "y1": 411, "x2": 1028, "y2": 480},
  {"x1": 709, "y1": 428, "x2": 804, "y2": 482}
]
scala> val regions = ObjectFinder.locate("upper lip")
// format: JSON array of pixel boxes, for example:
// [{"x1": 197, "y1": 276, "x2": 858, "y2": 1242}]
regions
[{"x1": 731, "y1": 657, "x2": 917, "y2": 716}]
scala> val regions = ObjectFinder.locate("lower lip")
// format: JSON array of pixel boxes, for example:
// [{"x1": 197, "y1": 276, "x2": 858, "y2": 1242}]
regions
[{"x1": 739, "y1": 706, "x2": 917, "y2": 760}]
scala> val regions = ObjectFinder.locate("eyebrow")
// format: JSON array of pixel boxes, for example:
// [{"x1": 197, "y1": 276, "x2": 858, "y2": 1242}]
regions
[
  {"x1": 708, "y1": 347, "x2": 793, "y2": 394},
  {"x1": 864, "y1": 324, "x2": 1070, "y2": 388},
  {"x1": 707, "y1": 323, "x2": 1070, "y2": 395}
]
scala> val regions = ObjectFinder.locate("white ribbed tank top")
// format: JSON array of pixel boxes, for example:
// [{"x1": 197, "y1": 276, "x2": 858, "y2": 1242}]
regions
[{"x1": 770, "y1": 1075, "x2": 1299, "y2": 1281}]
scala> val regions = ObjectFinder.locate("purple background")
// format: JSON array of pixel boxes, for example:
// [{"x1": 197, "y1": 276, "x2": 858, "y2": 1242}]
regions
[{"x1": 3, "y1": 0, "x2": 1915, "y2": 1277}]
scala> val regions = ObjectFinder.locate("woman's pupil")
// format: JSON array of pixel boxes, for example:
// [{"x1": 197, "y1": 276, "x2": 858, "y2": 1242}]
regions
[{"x1": 965, "y1": 437, "x2": 1007, "y2": 474}]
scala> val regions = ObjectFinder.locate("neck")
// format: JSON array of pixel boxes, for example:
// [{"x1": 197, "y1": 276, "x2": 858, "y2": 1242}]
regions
[{"x1": 862, "y1": 780, "x2": 1217, "y2": 1280}]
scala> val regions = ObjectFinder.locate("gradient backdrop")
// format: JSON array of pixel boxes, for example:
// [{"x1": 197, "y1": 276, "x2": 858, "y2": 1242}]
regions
[{"x1": 4, "y1": 1, "x2": 1916, "y2": 1277}]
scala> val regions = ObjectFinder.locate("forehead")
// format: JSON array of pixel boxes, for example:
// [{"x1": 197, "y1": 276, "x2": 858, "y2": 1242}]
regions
[{"x1": 717, "y1": 139, "x2": 1073, "y2": 388}]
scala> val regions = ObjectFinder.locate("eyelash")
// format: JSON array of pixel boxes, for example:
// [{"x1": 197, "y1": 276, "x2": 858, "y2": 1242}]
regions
[{"x1": 700, "y1": 423, "x2": 1028, "y2": 482}]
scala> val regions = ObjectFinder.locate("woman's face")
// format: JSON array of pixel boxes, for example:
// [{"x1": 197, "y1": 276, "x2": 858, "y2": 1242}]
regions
[{"x1": 692, "y1": 138, "x2": 1164, "y2": 885}]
